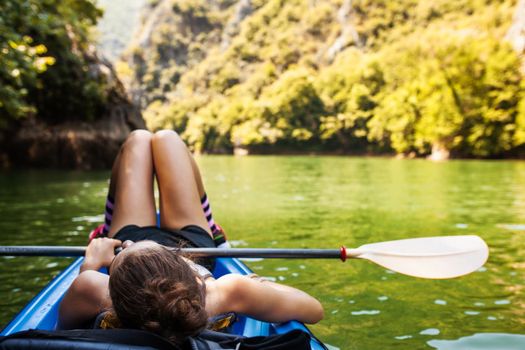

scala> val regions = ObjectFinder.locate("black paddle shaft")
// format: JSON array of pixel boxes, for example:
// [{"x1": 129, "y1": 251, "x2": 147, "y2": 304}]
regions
[
  {"x1": 186, "y1": 248, "x2": 344, "y2": 259},
  {"x1": 0, "y1": 246, "x2": 86, "y2": 257},
  {"x1": 0, "y1": 246, "x2": 347, "y2": 260}
]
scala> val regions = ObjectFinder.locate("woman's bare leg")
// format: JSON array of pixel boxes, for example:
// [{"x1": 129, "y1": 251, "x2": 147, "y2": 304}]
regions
[
  {"x1": 107, "y1": 149, "x2": 122, "y2": 200},
  {"x1": 189, "y1": 151, "x2": 223, "y2": 236},
  {"x1": 96, "y1": 148, "x2": 121, "y2": 236},
  {"x1": 188, "y1": 149, "x2": 206, "y2": 198},
  {"x1": 152, "y1": 130, "x2": 211, "y2": 237},
  {"x1": 108, "y1": 130, "x2": 157, "y2": 237}
]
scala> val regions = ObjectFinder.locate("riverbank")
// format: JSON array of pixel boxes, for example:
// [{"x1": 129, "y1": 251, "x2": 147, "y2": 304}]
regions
[
  {"x1": 3, "y1": 138, "x2": 525, "y2": 170},
  {"x1": 0, "y1": 112, "x2": 144, "y2": 170}
]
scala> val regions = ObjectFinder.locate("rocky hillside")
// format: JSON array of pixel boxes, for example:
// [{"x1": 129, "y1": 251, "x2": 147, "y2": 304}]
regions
[{"x1": 119, "y1": 0, "x2": 525, "y2": 159}]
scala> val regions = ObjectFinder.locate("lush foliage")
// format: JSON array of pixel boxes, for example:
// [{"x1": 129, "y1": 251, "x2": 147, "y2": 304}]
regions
[
  {"x1": 371, "y1": 34, "x2": 523, "y2": 157},
  {"x1": 124, "y1": 0, "x2": 525, "y2": 157},
  {"x1": 4, "y1": 0, "x2": 523, "y2": 158},
  {"x1": 0, "y1": 0, "x2": 106, "y2": 127}
]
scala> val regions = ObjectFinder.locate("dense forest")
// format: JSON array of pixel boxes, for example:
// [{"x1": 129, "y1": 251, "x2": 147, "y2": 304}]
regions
[
  {"x1": 1, "y1": 0, "x2": 107, "y2": 124},
  {"x1": 0, "y1": 0, "x2": 142, "y2": 168},
  {"x1": 2, "y1": 0, "x2": 525, "y2": 162},
  {"x1": 117, "y1": 0, "x2": 525, "y2": 158}
]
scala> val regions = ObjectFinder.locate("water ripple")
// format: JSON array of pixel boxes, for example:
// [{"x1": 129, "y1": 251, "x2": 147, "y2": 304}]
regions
[
  {"x1": 71, "y1": 215, "x2": 103, "y2": 223},
  {"x1": 395, "y1": 335, "x2": 413, "y2": 340},
  {"x1": 428, "y1": 333, "x2": 525, "y2": 349},
  {"x1": 464, "y1": 311, "x2": 480, "y2": 315},
  {"x1": 496, "y1": 224, "x2": 525, "y2": 231},
  {"x1": 351, "y1": 310, "x2": 380, "y2": 316}
]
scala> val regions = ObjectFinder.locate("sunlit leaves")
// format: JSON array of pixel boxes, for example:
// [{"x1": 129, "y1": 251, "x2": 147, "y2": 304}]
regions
[
  {"x1": 0, "y1": 0, "x2": 104, "y2": 125},
  {"x1": 367, "y1": 30, "x2": 524, "y2": 157},
  {"x1": 130, "y1": 0, "x2": 523, "y2": 158}
]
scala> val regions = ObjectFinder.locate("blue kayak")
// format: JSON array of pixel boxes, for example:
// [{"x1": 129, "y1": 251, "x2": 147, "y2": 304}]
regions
[{"x1": 1, "y1": 256, "x2": 326, "y2": 349}]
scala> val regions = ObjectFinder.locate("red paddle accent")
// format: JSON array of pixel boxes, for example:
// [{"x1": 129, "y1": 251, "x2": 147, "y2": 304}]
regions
[{"x1": 340, "y1": 246, "x2": 347, "y2": 262}]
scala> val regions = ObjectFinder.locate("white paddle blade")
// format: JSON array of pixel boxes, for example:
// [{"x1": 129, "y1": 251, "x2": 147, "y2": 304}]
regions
[{"x1": 352, "y1": 235, "x2": 489, "y2": 279}]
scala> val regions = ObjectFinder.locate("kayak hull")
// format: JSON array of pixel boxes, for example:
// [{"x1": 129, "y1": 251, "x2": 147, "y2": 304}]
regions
[{"x1": 1, "y1": 257, "x2": 325, "y2": 349}]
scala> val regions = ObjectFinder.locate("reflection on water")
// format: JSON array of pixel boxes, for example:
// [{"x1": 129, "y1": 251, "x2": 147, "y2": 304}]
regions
[
  {"x1": 496, "y1": 224, "x2": 525, "y2": 231},
  {"x1": 351, "y1": 310, "x2": 380, "y2": 315},
  {"x1": 428, "y1": 333, "x2": 525, "y2": 349},
  {"x1": 1, "y1": 158, "x2": 525, "y2": 348}
]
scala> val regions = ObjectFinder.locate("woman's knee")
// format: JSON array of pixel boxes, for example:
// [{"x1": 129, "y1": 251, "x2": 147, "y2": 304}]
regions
[
  {"x1": 123, "y1": 129, "x2": 152, "y2": 152},
  {"x1": 152, "y1": 129, "x2": 185, "y2": 148},
  {"x1": 126, "y1": 129, "x2": 152, "y2": 144}
]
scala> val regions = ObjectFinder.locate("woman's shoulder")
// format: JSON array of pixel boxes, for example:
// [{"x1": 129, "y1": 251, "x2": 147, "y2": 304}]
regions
[{"x1": 204, "y1": 274, "x2": 246, "y2": 316}]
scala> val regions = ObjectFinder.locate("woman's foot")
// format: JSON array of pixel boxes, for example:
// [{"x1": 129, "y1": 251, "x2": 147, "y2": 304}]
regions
[
  {"x1": 88, "y1": 223, "x2": 107, "y2": 241},
  {"x1": 213, "y1": 223, "x2": 231, "y2": 248}
]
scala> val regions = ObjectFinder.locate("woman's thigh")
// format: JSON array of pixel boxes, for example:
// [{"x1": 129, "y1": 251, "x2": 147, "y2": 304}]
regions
[
  {"x1": 152, "y1": 130, "x2": 211, "y2": 236},
  {"x1": 108, "y1": 130, "x2": 156, "y2": 237}
]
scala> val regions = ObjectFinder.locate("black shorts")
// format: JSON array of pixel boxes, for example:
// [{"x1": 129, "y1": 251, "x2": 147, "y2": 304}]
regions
[{"x1": 114, "y1": 224, "x2": 215, "y2": 271}]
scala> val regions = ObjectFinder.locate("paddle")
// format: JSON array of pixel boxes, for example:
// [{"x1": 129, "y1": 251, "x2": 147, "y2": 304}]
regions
[{"x1": 0, "y1": 235, "x2": 488, "y2": 279}]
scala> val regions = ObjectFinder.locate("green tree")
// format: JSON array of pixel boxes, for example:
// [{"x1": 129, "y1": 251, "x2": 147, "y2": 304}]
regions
[
  {"x1": 0, "y1": 0, "x2": 105, "y2": 126},
  {"x1": 317, "y1": 50, "x2": 385, "y2": 150},
  {"x1": 369, "y1": 32, "x2": 523, "y2": 157},
  {"x1": 0, "y1": 1, "x2": 55, "y2": 124}
]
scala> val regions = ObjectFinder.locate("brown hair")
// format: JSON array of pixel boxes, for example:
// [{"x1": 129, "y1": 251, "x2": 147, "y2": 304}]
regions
[{"x1": 108, "y1": 243, "x2": 208, "y2": 344}]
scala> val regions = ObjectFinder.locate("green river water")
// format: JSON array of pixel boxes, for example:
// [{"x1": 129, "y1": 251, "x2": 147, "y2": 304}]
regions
[{"x1": 1, "y1": 156, "x2": 524, "y2": 349}]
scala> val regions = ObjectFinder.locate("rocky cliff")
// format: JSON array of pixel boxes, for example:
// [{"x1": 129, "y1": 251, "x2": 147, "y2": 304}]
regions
[
  {"x1": 1, "y1": 51, "x2": 144, "y2": 169},
  {"x1": 0, "y1": 0, "x2": 146, "y2": 169},
  {"x1": 118, "y1": 0, "x2": 524, "y2": 159}
]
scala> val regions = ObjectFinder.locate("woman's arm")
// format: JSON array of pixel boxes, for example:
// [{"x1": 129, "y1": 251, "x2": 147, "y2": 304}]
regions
[
  {"x1": 58, "y1": 238, "x2": 120, "y2": 329},
  {"x1": 58, "y1": 270, "x2": 110, "y2": 329},
  {"x1": 212, "y1": 274, "x2": 324, "y2": 324}
]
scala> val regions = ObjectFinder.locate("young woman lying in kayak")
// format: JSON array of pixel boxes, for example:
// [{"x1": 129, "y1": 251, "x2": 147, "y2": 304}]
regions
[{"x1": 58, "y1": 130, "x2": 324, "y2": 343}]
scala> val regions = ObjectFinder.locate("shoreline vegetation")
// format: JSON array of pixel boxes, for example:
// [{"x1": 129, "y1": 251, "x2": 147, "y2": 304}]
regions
[
  {"x1": 2, "y1": 0, "x2": 525, "y2": 168},
  {"x1": 229, "y1": 146, "x2": 525, "y2": 161}
]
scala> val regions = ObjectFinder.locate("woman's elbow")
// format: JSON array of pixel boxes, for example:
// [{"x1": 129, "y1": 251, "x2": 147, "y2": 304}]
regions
[
  {"x1": 306, "y1": 299, "x2": 324, "y2": 324},
  {"x1": 315, "y1": 301, "x2": 325, "y2": 323}
]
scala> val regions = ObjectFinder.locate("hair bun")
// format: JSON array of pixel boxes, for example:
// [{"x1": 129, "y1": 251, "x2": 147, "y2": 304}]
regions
[{"x1": 143, "y1": 277, "x2": 208, "y2": 341}]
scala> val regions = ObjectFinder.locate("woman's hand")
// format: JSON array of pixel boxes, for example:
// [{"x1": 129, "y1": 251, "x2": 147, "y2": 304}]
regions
[{"x1": 80, "y1": 237, "x2": 122, "y2": 272}]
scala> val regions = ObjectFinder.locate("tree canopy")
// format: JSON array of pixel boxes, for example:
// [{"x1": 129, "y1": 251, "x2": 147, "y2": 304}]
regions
[
  {"x1": 0, "y1": 0, "x2": 107, "y2": 128},
  {"x1": 121, "y1": 0, "x2": 525, "y2": 158},
  {"x1": 3, "y1": 0, "x2": 525, "y2": 159}
]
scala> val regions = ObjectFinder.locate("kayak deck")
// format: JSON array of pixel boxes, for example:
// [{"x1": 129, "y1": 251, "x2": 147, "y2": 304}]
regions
[{"x1": 1, "y1": 257, "x2": 325, "y2": 349}]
